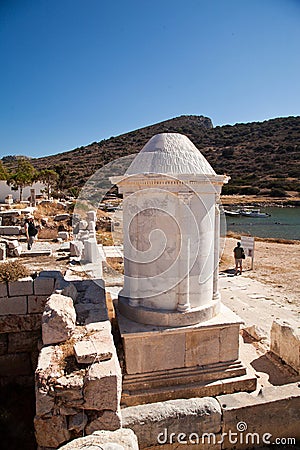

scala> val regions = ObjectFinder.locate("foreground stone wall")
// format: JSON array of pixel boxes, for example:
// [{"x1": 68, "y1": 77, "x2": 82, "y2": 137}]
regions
[
  {"x1": 122, "y1": 383, "x2": 300, "y2": 450},
  {"x1": 59, "y1": 428, "x2": 139, "y2": 450},
  {"x1": 0, "y1": 275, "x2": 55, "y2": 385},
  {"x1": 34, "y1": 279, "x2": 122, "y2": 450}
]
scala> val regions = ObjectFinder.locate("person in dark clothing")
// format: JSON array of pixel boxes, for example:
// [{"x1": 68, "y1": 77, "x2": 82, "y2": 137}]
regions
[
  {"x1": 24, "y1": 216, "x2": 38, "y2": 250},
  {"x1": 233, "y1": 241, "x2": 245, "y2": 275}
]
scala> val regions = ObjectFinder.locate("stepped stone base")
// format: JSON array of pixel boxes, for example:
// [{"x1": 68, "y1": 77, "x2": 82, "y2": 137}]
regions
[
  {"x1": 122, "y1": 363, "x2": 256, "y2": 407},
  {"x1": 116, "y1": 303, "x2": 257, "y2": 407}
]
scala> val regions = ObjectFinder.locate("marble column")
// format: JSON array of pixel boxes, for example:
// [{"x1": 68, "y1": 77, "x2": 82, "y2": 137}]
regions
[{"x1": 213, "y1": 198, "x2": 221, "y2": 301}]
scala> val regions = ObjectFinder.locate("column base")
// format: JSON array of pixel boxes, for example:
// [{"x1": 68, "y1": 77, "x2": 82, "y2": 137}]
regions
[
  {"x1": 118, "y1": 295, "x2": 220, "y2": 327},
  {"x1": 116, "y1": 303, "x2": 256, "y2": 407}
]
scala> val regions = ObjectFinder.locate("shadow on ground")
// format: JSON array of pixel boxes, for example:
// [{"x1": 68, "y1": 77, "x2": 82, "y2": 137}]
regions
[{"x1": 251, "y1": 352, "x2": 300, "y2": 386}]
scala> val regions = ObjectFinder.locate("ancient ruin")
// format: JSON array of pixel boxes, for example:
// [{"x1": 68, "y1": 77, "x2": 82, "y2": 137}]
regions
[
  {"x1": 0, "y1": 133, "x2": 299, "y2": 450},
  {"x1": 111, "y1": 133, "x2": 256, "y2": 406}
]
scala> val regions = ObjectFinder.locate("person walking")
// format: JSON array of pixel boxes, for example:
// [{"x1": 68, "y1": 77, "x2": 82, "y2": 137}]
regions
[
  {"x1": 24, "y1": 215, "x2": 38, "y2": 250},
  {"x1": 233, "y1": 241, "x2": 245, "y2": 275}
]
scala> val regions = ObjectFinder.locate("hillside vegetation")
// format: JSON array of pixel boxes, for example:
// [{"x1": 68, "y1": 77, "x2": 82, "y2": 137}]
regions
[{"x1": 4, "y1": 115, "x2": 300, "y2": 197}]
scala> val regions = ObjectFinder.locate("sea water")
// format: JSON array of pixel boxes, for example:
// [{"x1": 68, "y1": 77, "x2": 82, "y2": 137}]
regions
[{"x1": 222, "y1": 207, "x2": 300, "y2": 241}]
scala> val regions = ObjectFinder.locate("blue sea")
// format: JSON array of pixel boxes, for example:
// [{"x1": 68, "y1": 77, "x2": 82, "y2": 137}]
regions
[{"x1": 222, "y1": 207, "x2": 300, "y2": 241}]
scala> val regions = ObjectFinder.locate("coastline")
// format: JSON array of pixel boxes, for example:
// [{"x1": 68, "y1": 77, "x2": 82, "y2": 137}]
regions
[{"x1": 221, "y1": 194, "x2": 300, "y2": 207}]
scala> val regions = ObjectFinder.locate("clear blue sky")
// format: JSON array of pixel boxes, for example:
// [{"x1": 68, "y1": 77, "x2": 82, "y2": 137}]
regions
[{"x1": 1, "y1": 0, "x2": 300, "y2": 158}]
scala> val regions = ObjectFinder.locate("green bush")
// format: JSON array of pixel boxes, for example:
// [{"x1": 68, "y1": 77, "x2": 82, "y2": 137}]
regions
[
  {"x1": 239, "y1": 186, "x2": 260, "y2": 195},
  {"x1": 269, "y1": 188, "x2": 287, "y2": 197},
  {"x1": 221, "y1": 185, "x2": 240, "y2": 195},
  {"x1": 0, "y1": 261, "x2": 30, "y2": 282}
]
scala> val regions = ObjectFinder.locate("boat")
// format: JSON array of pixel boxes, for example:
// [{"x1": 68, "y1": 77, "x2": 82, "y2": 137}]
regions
[
  {"x1": 239, "y1": 208, "x2": 271, "y2": 218},
  {"x1": 224, "y1": 210, "x2": 240, "y2": 217}
]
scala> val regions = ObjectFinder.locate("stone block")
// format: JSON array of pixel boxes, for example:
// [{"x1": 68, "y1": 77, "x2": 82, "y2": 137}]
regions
[
  {"x1": 58, "y1": 231, "x2": 69, "y2": 240},
  {"x1": 59, "y1": 405, "x2": 78, "y2": 415},
  {"x1": 54, "y1": 213, "x2": 70, "y2": 221},
  {"x1": 87, "y1": 210, "x2": 97, "y2": 222},
  {"x1": 68, "y1": 412, "x2": 88, "y2": 432},
  {"x1": 270, "y1": 319, "x2": 300, "y2": 373},
  {"x1": 219, "y1": 325, "x2": 240, "y2": 362},
  {"x1": 59, "y1": 428, "x2": 139, "y2": 450},
  {"x1": 0, "y1": 334, "x2": 7, "y2": 355},
  {"x1": 8, "y1": 276, "x2": 33, "y2": 296},
  {"x1": 36, "y1": 345, "x2": 56, "y2": 373},
  {"x1": 0, "y1": 282, "x2": 8, "y2": 298},
  {"x1": 185, "y1": 328, "x2": 220, "y2": 367},
  {"x1": 83, "y1": 280, "x2": 106, "y2": 305},
  {"x1": 54, "y1": 373, "x2": 85, "y2": 408},
  {"x1": 8, "y1": 330, "x2": 40, "y2": 353},
  {"x1": 84, "y1": 238, "x2": 102, "y2": 264},
  {"x1": 0, "y1": 313, "x2": 42, "y2": 332},
  {"x1": 0, "y1": 296, "x2": 27, "y2": 315},
  {"x1": 54, "y1": 278, "x2": 78, "y2": 301},
  {"x1": 122, "y1": 397, "x2": 222, "y2": 449},
  {"x1": 87, "y1": 220, "x2": 96, "y2": 231},
  {"x1": 85, "y1": 409, "x2": 122, "y2": 433},
  {"x1": 79, "y1": 220, "x2": 88, "y2": 230},
  {"x1": 36, "y1": 387, "x2": 55, "y2": 416},
  {"x1": 70, "y1": 240, "x2": 83, "y2": 257},
  {"x1": 8, "y1": 239, "x2": 19, "y2": 249},
  {"x1": 0, "y1": 226, "x2": 21, "y2": 235},
  {"x1": 0, "y1": 243, "x2": 6, "y2": 261},
  {"x1": 38, "y1": 270, "x2": 63, "y2": 279},
  {"x1": 243, "y1": 324, "x2": 267, "y2": 342},
  {"x1": 217, "y1": 383, "x2": 300, "y2": 449},
  {"x1": 124, "y1": 332, "x2": 185, "y2": 374},
  {"x1": 34, "y1": 415, "x2": 70, "y2": 448},
  {"x1": 0, "y1": 352, "x2": 32, "y2": 376},
  {"x1": 42, "y1": 294, "x2": 76, "y2": 345},
  {"x1": 11, "y1": 245, "x2": 22, "y2": 256},
  {"x1": 74, "y1": 331, "x2": 113, "y2": 364},
  {"x1": 84, "y1": 357, "x2": 122, "y2": 411},
  {"x1": 28, "y1": 295, "x2": 49, "y2": 313},
  {"x1": 34, "y1": 277, "x2": 55, "y2": 296}
]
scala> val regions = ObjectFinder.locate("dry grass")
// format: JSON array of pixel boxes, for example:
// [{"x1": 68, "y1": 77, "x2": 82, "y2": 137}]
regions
[
  {"x1": 221, "y1": 194, "x2": 300, "y2": 206},
  {"x1": 38, "y1": 227, "x2": 58, "y2": 240},
  {"x1": 96, "y1": 231, "x2": 114, "y2": 246},
  {"x1": 107, "y1": 258, "x2": 124, "y2": 274},
  {"x1": 0, "y1": 260, "x2": 30, "y2": 282},
  {"x1": 34, "y1": 202, "x2": 66, "y2": 220},
  {"x1": 226, "y1": 230, "x2": 297, "y2": 245}
]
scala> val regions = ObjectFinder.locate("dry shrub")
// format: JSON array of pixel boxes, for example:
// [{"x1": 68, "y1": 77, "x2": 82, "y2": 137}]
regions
[
  {"x1": 0, "y1": 261, "x2": 30, "y2": 282},
  {"x1": 107, "y1": 258, "x2": 124, "y2": 274},
  {"x1": 34, "y1": 202, "x2": 66, "y2": 220},
  {"x1": 226, "y1": 231, "x2": 297, "y2": 245},
  {"x1": 38, "y1": 227, "x2": 58, "y2": 240},
  {"x1": 97, "y1": 231, "x2": 114, "y2": 246}
]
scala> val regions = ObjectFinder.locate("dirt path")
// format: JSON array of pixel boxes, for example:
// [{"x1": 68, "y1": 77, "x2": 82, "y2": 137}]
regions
[{"x1": 220, "y1": 237, "x2": 300, "y2": 308}]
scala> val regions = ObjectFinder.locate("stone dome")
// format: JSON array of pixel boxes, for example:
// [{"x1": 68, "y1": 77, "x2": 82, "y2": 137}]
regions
[{"x1": 126, "y1": 133, "x2": 216, "y2": 176}]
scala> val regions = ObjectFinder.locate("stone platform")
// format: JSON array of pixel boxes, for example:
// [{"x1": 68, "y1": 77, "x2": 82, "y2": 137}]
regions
[{"x1": 116, "y1": 303, "x2": 257, "y2": 406}]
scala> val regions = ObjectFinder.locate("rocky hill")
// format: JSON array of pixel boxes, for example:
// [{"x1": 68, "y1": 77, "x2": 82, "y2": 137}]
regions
[{"x1": 11, "y1": 115, "x2": 300, "y2": 196}]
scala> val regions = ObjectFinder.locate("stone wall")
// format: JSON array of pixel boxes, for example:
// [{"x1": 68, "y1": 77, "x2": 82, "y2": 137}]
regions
[
  {"x1": 0, "y1": 274, "x2": 55, "y2": 385},
  {"x1": 122, "y1": 383, "x2": 300, "y2": 449},
  {"x1": 34, "y1": 279, "x2": 122, "y2": 450}
]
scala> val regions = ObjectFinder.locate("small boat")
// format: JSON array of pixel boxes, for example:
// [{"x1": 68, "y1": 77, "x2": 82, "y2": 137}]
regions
[
  {"x1": 224, "y1": 210, "x2": 240, "y2": 217},
  {"x1": 239, "y1": 208, "x2": 270, "y2": 218}
]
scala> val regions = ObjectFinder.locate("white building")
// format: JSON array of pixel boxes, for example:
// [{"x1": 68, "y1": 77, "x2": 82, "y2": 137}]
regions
[{"x1": 0, "y1": 180, "x2": 46, "y2": 203}]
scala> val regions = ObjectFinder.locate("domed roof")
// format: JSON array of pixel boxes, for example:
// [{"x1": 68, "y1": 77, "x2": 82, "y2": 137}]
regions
[{"x1": 126, "y1": 133, "x2": 216, "y2": 176}]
